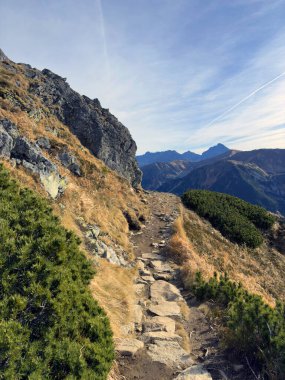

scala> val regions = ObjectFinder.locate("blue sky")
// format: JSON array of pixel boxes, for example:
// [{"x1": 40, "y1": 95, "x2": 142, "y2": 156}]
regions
[{"x1": 1, "y1": 0, "x2": 285, "y2": 154}]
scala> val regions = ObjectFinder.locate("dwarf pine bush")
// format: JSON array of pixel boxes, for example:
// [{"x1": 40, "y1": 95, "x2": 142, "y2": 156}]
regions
[
  {"x1": 192, "y1": 272, "x2": 285, "y2": 379},
  {"x1": 0, "y1": 165, "x2": 114, "y2": 379},
  {"x1": 182, "y1": 190, "x2": 275, "y2": 248}
]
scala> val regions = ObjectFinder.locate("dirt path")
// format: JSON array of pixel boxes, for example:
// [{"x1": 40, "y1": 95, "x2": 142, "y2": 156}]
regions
[{"x1": 116, "y1": 192, "x2": 253, "y2": 380}]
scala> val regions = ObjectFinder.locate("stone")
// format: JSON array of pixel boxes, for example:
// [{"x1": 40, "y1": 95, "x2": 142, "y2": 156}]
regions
[
  {"x1": 139, "y1": 268, "x2": 152, "y2": 276},
  {"x1": 174, "y1": 365, "x2": 213, "y2": 380},
  {"x1": 0, "y1": 48, "x2": 9, "y2": 62},
  {"x1": 149, "y1": 260, "x2": 172, "y2": 273},
  {"x1": 102, "y1": 247, "x2": 121, "y2": 266},
  {"x1": 147, "y1": 340, "x2": 193, "y2": 368},
  {"x1": 133, "y1": 305, "x2": 143, "y2": 325},
  {"x1": 40, "y1": 172, "x2": 67, "y2": 199},
  {"x1": 134, "y1": 284, "x2": 145, "y2": 296},
  {"x1": 143, "y1": 316, "x2": 176, "y2": 334},
  {"x1": 0, "y1": 127, "x2": 13, "y2": 157},
  {"x1": 0, "y1": 121, "x2": 67, "y2": 199},
  {"x1": 143, "y1": 331, "x2": 182, "y2": 344},
  {"x1": 115, "y1": 338, "x2": 144, "y2": 356},
  {"x1": 120, "y1": 323, "x2": 135, "y2": 336},
  {"x1": 148, "y1": 301, "x2": 181, "y2": 317},
  {"x1": 1, "y1": 118, "x2": 19, "y2": 138},
  {"x1": 58, "y1": 151, "x2": 81, "y2": 176},
  {"x1": 140, "y1": 275, "x2": 155, "y2": 283},
  {"x1": 89, "y1": 225, "x2": 101, "y2": 239},
  {"x1": 136, "y1": 278, "x2": 148, "y2": 285},
  {"x1": 153, "y1": 272, "x2": 173, "y2": 281},
  {"x1": 36, "y1": 136, "x2": 51, "y2": 150},
  {"x1": 141, "y1": 253, "x2": 165, "y2": 261},
  {"x1": 232, "y1": 364, "x2": 244, "y2": 372},
  {"x1": 150, "y1": 280, "x2": 183, "y2": 302},
  {"x1": 136, "y1": 260, "x2": 145, "y2": 270}
]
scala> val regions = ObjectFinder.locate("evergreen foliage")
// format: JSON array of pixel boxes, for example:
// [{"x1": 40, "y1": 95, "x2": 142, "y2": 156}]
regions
[
  {"x1": 192, "y1": 272, "x2": 285, "y2": 379},
  {"x1": 182, "y1": 190, "x2": 275, "y2": 248},
  {"x1": 0, "y1": 166, "x2": 114, "y2": 379}
]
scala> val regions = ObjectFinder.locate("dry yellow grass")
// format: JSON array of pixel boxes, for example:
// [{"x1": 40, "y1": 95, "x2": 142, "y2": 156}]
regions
[
  {"x1": 168, "y1": 206, "x2": 285, "y2": 306},
  {"x1": 90, "y1": 260, "x2": 136, "y2": 338}
]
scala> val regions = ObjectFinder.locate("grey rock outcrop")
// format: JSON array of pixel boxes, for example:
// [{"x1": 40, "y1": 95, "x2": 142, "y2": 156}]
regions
[
  {"x1": 28, "y1": 68, "x2": 142, "y2": 187},
  {"x1": 0, "y1": 129, "x2": 13, "y2": 157},
  {"x1": 58, "y1": 151, "x2": 81, "y2": 176},
  {"x1": 80, "y1": 219, "x2": 129, "y2": 267},
  {"x1": 0, "y1": 119, "x2": 66, "y2": 198},
  {"x1": 36, "y1": 136, "x2": 51, "y2": 150},
  {"x1": 0, "y1": 49, "x2": 9, "y2": 62}
]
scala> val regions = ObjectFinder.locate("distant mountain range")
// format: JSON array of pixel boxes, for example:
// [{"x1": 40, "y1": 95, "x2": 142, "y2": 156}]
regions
[
  {"x1": 141, "y1": 148, "x2": 285, "y2": 216},
  {"x1": 136, "y1": 143, "x2": 229, "y2": 167}
]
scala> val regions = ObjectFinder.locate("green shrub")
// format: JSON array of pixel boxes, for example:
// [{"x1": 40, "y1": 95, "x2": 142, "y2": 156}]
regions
[
  {"x1": 0, "y1": 166, "x2": 114, "y2": 379},
  {"x1": 182, "y1": 190, "x2": 275, "y2": 248},
  {"x1": 192, "y1": 272, "x2": 285, "y2": 379}
]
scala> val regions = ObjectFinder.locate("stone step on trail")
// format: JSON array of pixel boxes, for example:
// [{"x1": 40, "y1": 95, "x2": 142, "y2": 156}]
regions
[
  {"x1": 115, "y1": 338, "x2": 144, "y2": 357},
  {"x1": 141, "y1": 252, "x2": 165, "y2": 261},
  {"x1": 150, "y1": 280, "x2": 183, "y2": 302},
  {"x1": 153, "y1": 272, "x2": 173, "y2": 281},
  {"x1": 148, "y1": 301, "x2": 181, "y2": 317},
  {"x1": 143, "y1": 316, "x2": 176, "y2": 334},
  {"x1": 149, "y1": 260, "x2": 172, "y2": 272},
  {"x1": 146, "y1": 340, "x2": 194, "y2": 368},
  {"x1": 142, "y1": 331, "x2": 183, "y2": 344},
  {"x1": 173, "y1": 365, "x2": 213, "y2": 380}
]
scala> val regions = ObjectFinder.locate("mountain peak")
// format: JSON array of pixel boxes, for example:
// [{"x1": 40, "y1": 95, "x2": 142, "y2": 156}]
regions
[{"x1": 201, "y1": 143, "x2": 229, "y2": 159}]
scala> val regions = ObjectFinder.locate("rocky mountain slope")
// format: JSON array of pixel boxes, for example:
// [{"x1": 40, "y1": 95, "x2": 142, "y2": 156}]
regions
[
  {"x1": 0, "y1": 49, "x2": 141, "y2": 187},
  {"x1": 0, "y1": 49, "x2": 149, "y2": 266},
  {"x1": 137, "y1": 143, "x2": 229, "y2": 167},
  {"x1": 143, "y1": 149, "x2": 285, "y2": 215}
]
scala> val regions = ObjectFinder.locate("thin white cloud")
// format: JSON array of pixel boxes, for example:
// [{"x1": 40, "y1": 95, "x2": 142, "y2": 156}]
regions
[{"x1": 1, "y1": 0, "x2": 284, "y2": 154}]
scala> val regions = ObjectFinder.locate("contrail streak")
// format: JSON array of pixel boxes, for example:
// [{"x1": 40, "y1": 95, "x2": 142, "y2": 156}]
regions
[
  {"x1": 96, "y1": 0, "x2": 110, "y2": 79},
  {"x1": 205, "y1": 71, "x2": 285, "y2": 128}
]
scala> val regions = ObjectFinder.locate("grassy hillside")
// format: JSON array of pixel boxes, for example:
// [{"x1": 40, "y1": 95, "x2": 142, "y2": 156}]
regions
[
  {"x1": 182, "y1": 190, "x2": 275, "y2": 248},
  {"x1": 0, "y1": 165, "x2": 114, "y2": 378}
]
